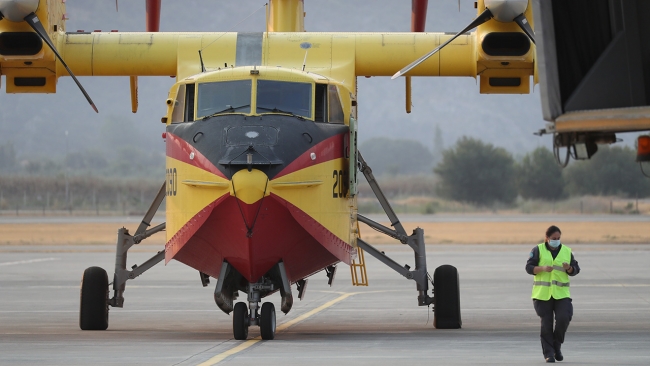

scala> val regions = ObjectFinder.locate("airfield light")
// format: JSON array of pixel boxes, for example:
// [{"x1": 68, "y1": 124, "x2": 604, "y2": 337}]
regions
[{"x1": 636, "y1": 135, "x2": 650, "y2": 162}]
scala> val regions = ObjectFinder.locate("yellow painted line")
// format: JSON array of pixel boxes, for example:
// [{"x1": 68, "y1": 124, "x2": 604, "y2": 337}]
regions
[
  {"x1": 198, "y1": 292, "x2": 355, "y2": 365},
  {"x1": 197, "y1": 339, "x2": 261, "y2": 366},
  {"x1": 275, "y1": 292, "x2": 355, "y2": 332}
]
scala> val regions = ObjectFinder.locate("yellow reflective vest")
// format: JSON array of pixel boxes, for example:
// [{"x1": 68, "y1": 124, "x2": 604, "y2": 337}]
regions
[{"x1": 531, "y1": 243, "x2": 571, "y2": 300}]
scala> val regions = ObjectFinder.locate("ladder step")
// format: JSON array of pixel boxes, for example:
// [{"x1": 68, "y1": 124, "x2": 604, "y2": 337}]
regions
[{"x1": 350, "y1": 247, "x2": 368, "y2": 286}]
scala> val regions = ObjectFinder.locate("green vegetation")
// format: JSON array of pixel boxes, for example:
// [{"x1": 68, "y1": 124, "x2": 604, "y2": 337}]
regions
[
  {"x1": 355, "y1": 136, "x2": 650, "y2": 215},
  {"x1": 359, "y1": 137, "x2": 433, "y2": 176},
  {"x1": 0, "y1": 176, "x2": 161, "y2": 215},
  {"x1": 516, "y1": 147, "x2": 566, "y2": 201},
  {"x1": 563, "y1": 146, "x2": 650, "y2": 197},
  {"x1": 3, "y1": 135, "x2": 650, "y2": 216},
  {"x1": 434, "y1": 137, "x2": 517, "y2": 205}
]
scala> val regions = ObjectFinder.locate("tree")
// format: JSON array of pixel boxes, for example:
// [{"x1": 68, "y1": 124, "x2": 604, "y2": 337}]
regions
[
  {"x1": 516, "y1": 147, "x2": 565, "y2": 200},
  {"x1": 563, "y1": 145, "x2": 650, "y2": 197},
  {"x1": 0, "y1": 143, "x2": 16, "y2": 171},
  {"x1": 359, "y1": 137, "x2": 433, "y2": 176},
  {"x1": 432, "y1": 124, "x2": 444, "y2": 164},
  {"x1": 434, "y1": 137, "x2": 516, "y2": 205}
]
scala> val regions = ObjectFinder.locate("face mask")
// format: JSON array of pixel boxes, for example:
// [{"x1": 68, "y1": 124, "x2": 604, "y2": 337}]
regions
[{"x1": 548, "y1": 239, "x2": 561, "y2": 248}]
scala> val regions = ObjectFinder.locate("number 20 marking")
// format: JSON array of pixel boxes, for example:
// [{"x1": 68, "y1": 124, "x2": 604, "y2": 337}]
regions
[{"x1": 332, "y1": 170, "x2": 347, "y2": 198}]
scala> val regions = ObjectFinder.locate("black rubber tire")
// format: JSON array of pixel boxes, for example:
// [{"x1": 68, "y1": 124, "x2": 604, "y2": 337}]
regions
[
  {"x1": 233, "y1": 302, "x2": 249, "y2": 340},
  {"x1": 433, "y1": 264, "x2": 462, "y2": 329},
  {"x1": 79, "y1": 266, "x2": 109, "y2": 330},
  {"x1": 260, "y1": 302, "x2": 276, "y2": 340}
]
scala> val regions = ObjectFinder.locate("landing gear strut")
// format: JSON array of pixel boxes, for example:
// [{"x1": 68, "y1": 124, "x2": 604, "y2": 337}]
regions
[
  {"x1": 355, "y1": 151, "x2": 462, "y2": 328},
  {"x1": 79, "y1": 182, "x2": 167, "y2": 330}
]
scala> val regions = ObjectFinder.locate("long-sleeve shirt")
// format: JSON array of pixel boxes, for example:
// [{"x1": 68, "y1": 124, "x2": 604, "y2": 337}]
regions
[{"x1": 525, "y1": 243, "x2": 580, "y2": 276}]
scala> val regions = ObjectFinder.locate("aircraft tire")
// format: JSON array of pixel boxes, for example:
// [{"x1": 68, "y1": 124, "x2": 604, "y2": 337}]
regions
[
  {"x1": 260, "y1": 302, "x2": 276, "y2": 340},
  {"x1": 79, "y1": 266, "x2": 109, "y2": 330},
  {"x1": 233, "y1": 302, "x2": 249, "y2": 340},
  {"x1": 433, "y1": 264, "x2": 462, "y2": 329}
]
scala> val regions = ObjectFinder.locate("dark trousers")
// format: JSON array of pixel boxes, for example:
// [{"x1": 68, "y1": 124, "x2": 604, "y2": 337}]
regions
[{"x1": 533, "y1": 297, "x2": 573, "y2": 358}]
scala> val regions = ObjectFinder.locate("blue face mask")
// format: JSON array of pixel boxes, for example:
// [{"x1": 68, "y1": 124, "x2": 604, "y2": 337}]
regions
[{"x1": 548, "y1": 239, "x2": 561, "y2": 248}]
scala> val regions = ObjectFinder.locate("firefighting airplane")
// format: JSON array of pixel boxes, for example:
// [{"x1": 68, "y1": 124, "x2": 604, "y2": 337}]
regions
[{"x1": 0, "y1": 0, "x2": 540, "y2": 340}]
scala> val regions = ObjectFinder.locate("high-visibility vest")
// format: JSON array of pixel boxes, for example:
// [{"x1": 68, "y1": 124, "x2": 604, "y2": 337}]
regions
[{"x1": 531, "y1": 243, "x2": 572, "y2": 300}]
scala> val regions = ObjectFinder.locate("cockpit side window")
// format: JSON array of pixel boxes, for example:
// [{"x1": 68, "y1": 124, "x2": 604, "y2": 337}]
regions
[
  {"x1": 315, "y1": 84, "x2": 328, "y2": 122},
  {"x1": 185, "y1": 83, "x2": 195, "y2": 121},
  {"x1": 170, "y1": 84, "x2": 186, "y2": 123},
  {"x1": 257, "y1": 80, "x2": 312, "y2": 119},
  {"x1": 328, "y1": 85, "x2": 344, "y2": 124}
]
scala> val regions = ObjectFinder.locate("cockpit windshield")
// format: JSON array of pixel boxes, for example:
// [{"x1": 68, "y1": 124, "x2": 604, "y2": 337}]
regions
[
  {"x1": 256, "y1": 80, "x2": 312, "y2": 119},
  {"x1": 197, "y1": 80, "x2": 252, "y2": 119}
]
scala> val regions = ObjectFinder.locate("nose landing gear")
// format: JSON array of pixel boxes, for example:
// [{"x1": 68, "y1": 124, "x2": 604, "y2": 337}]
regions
[
  {"x1": 233, "y1": 279, "x2": 277, "y2": 340},
  {"x1": 232, "y1": 301, "x2": 277, "y2": 340}
]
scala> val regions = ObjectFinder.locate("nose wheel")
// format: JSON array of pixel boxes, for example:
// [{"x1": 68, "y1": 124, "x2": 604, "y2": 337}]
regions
[
  {"x1": 232, "y1": 301, "x2": 276, "y2": 340},
  {"x1": 260, "y1": 302, "x2": 276, "y2": 340},
  {"x1": 233, "y1": 302, "x2": 249, "y2": 340}
]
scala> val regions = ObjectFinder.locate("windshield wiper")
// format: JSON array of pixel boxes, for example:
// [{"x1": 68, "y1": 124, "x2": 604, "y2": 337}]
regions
[
  {"x1": 201, "y1": 104, "x2": 250, "y2": 120},
  {"x1": 257, "y1": 106, "x2": 305, "y2": 120}
]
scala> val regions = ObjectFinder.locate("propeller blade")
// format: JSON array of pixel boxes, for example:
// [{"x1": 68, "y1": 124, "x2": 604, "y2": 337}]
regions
[
  {"x1": 146, "y1": 0, "x2": 161, "y2": 32},
  {"x1": 513, "y1": 13, "x2": 535, "y2": 44},
  {"x1": 392, "y1": 8, "x2": 493, "y2": 79},
  {"x1": 23, "y1": 12, "x2": 98, "y2": 113}
]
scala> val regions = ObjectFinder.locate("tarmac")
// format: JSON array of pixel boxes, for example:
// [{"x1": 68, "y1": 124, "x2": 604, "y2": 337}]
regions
[
  {"x1": 1, "y1": 243, "x2": 649, "y2": 365},
  {"x1": 1, "y1": 213, "x2": 649, "y2": 224}
]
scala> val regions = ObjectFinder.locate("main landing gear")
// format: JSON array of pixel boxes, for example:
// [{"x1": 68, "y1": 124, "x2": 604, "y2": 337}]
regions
[
  {"x1": 355, "y1": 151, "x2": 462, "y2": 329},
  {"x1": 79, "y1": 182, "x2": 167, "y2": 331}
]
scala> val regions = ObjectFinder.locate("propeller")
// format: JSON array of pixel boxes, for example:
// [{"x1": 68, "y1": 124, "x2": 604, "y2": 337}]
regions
[
  {"x1": 392, "y1": 0, "x2": 535, "y2": 80},
  {"x1": 146, "y1": 0, "x2": 161, "y2": 32},
  {"x1": 24, "y1": 12, "x2": 98, "y2": 112}
]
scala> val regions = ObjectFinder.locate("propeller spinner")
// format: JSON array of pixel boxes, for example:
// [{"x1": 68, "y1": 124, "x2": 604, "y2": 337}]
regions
[
  {"x1": 392, "y1": 0, "x2": 535, "y2": 80},
  {"x1": 0, "y1": 0, "x2": 98, "y2": 112},
  {"x1": 0, "y1": 0, "x2": 38, "y2": 21}
]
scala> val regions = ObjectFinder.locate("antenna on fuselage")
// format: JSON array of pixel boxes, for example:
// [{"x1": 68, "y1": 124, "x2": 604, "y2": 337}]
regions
[
  {"x1": 198, "y1": 50, "x2": 206, "y2": 72},
  {"x1": 300, "y1": 42, "x2": 312, "y2": 71}
]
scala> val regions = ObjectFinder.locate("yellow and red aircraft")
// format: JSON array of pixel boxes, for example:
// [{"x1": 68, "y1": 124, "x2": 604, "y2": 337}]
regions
[{"x1": 8, "y1": 0, "x2": 642, "y2": 340}]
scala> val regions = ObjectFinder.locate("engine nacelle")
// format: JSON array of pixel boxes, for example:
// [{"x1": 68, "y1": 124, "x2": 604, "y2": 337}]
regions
[{"x1": 476, "y1": 0, "x2": 535, "y2": 94}]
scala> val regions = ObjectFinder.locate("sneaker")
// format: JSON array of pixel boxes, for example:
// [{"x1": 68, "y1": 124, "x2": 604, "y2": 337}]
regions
[
  {"x1": 545, "y1": 356, "x2": 556, "y2": 363},
  {"x1": 555, "y1": 349, "x2": 563, "y2": 361}
]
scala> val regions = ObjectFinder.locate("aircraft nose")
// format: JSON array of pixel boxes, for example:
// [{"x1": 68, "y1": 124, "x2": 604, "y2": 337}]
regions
[{"x1": 230, "y1": 169, "x2": 269, "y2": 204}]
